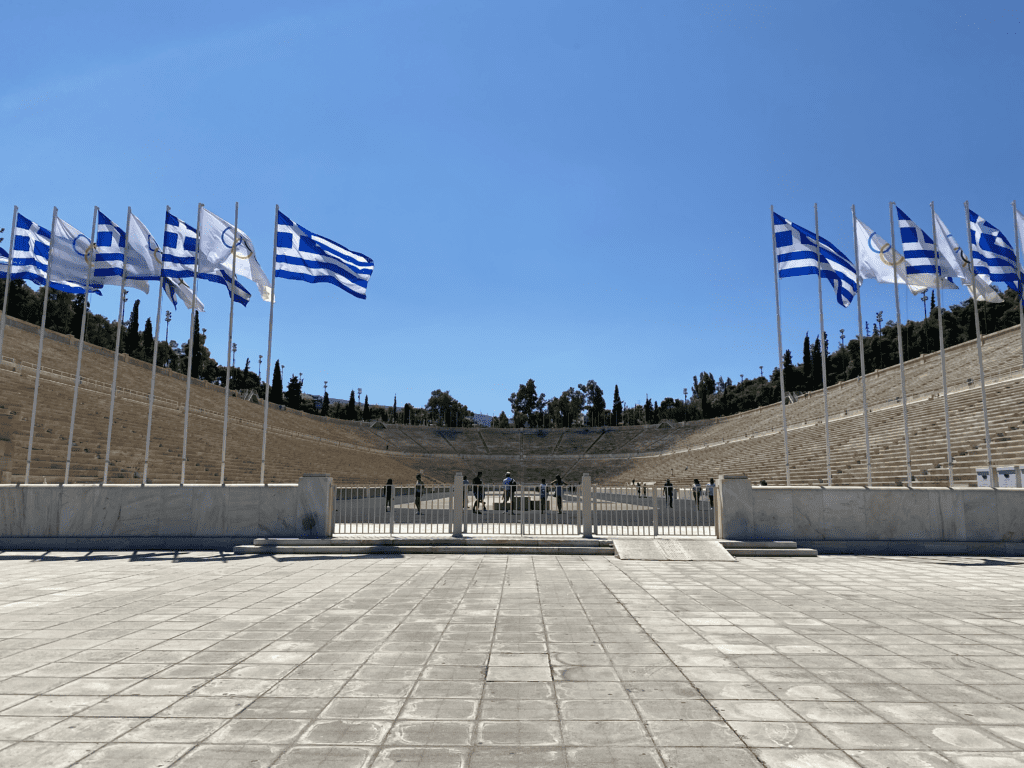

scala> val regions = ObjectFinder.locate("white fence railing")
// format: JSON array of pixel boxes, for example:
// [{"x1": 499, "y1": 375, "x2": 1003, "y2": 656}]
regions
[{"x1": 332, "y1": 475, "x2": 716, "y2": 538}]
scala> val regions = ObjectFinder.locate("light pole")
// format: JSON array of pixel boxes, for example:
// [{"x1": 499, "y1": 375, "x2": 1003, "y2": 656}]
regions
[{"x1": 258, "y1": 354, "x2": 262, "y2": 379}]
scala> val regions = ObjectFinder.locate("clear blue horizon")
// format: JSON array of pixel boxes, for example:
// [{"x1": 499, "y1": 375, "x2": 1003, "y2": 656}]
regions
[{"x1": 3, "y1": 0, "x2": 1022, "y2": 417}]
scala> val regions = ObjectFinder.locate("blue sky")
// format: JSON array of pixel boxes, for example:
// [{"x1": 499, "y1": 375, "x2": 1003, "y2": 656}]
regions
[{"x1": 2, "y1": 0, "x2": 1022, "y2": 416}]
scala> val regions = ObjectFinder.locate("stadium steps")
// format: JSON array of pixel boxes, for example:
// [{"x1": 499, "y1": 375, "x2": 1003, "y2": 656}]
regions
[
  {"x1": 234, "y1": 536, "x2": 616, "y2": 556},
  {"x1": 720, "y1": 540, "x2": 818, "y2": 557}
]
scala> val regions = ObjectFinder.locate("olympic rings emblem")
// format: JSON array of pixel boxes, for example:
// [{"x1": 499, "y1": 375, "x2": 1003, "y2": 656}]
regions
[{"x1": 220, "y1": 226, "x2": 251, "y2": 259}]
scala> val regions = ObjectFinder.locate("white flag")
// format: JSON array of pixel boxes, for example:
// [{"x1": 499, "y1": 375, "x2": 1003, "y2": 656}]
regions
[
  {"x1": 126, "y1": 212, "x2": 162, "y2": 283},
  {"x1": 198, "y1": 208, "x2": 272, "y2": 301},
  {"x1": 50, "y1": 217, "x2": 99, "y2": 291},
  {"x1": 935, "y1": 212, "x2": 1003, "y2": 303},
  {"x1": 163, "y1": 277, "x2": 205, "y2": 312},
  {"x1": 854, "y1": 217, "x2": 928, "y2": 295}
]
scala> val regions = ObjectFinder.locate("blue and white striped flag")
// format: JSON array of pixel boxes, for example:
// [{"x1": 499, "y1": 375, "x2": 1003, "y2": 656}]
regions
[
  {"x1": 773, "y1": 212, "x2": 857, "y2": 307},
  {"x1": 162, "y1": 211, "x2": 198, "y2": 280},
  {"x1": 3, "y1": 213, "x2": 99, "y2": 295},
  {"x1": 275, "y1": 211, "x2": 374, "y2": 299},
  {"x1": 95, "y1": 210, "x2": 157, "y2": 293},
  {"x1": 205, "y1": 268, "x2": 252, "y2": 307},
  {"x1": 895, "y1": 206, "x2": 958, "y2": 289},
  {"x1": 162, "y1": 277, "x2": 204, "y2": 312},
  {"x1": 969, "y1": 210, "x2": 1019, "y2": 294}
]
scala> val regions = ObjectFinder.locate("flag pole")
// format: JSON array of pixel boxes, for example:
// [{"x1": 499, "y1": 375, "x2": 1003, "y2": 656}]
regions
[
  {"x1": 102, "y1": 209, "x2": 133, "y2": 484},
  {"x1": 142, "y1": 209, "x2": 168, "y2": 484},
  {"x1": 25, "y1": 206, "x2": 59, "y2": 484},
  {"x1": 888, "y1": 202, "x2": 913, "y2": 487},
  {"x1": 0, "y1": 205, "x2": 19, "y2": 377},
  {"x1": 1013, "y1": 200, "x2": 1024, "y2": 367},
  {"x1": 219, "y1": 202, "x2": 240, "y2": 484},
  {"x1": 181, "y1": 203, "x2": 204, "y2": 485},
  {"x1": 851, "y1": 205, "x2": 872, "y2": 486},
  {"x1": 812, "y1": 204, "x2": 832, "y2": 485},
  {"x1": 769, "y1": 206, "x2": 790, "y2": 485},
  {"x1": 931, "y1": 202, "x2": 954, "y2": 487},
  {"x1": 260, "y1": 205, "x2": 280, "y2": 485},
  {"x1": 64, "y1": 206, "x2": 98, "y2": 484},
  {"x1": 964, "y1": 201, "x2": 993, "y2": 477}
]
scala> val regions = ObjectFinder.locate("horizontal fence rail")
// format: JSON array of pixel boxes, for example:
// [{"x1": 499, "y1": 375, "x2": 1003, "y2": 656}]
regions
[{"x1": 332, "y1": 476, "x2": 718, "y2": 538}]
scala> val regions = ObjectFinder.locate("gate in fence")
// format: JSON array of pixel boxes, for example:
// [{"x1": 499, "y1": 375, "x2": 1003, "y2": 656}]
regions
[{"x1": 333, "y1": 474, "x2": 717, "y2": 538}]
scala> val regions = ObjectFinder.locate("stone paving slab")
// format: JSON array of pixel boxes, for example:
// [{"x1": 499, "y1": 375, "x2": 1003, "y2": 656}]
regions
[
  {"x1": 0, "y1": 552, "x2": 1024, "y2": 766},
  {"x1": 611, "y1": 538, "x2": 734, "y2": 561}
]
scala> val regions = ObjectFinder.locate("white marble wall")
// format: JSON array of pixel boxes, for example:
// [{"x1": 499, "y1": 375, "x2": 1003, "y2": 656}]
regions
[
  {"x1": 0, "y1": 475, "x2": 335, "y2": 541},
  {"x1": 719, "y1": 477, "x2": 1024, "y2": 543}
]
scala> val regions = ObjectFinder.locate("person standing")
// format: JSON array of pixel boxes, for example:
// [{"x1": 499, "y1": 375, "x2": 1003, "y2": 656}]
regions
[
  {"x1": 691, "y1": 479, "x2": 702, "y2": 504},
  {"x1": 415, "y1": 474, "x2": 424, "y2": 515},
  {"x1": 472, "y1": 471, "x2": 484, "y2": 513},
  {"x1": 554, "y1": 474, "x2": 564, "y2": 514},
  {"x1": 663, "y1": 478, "x2": 673, "y2": 509},
  {"x1": 539, "y1": 478, "x2": 547, "y2": 512},
  {"x1": 707, "y1": 478, "x2": 716, "y2": 514},
  {"x1": 503, "y1": 472, "x2": 514, "y2": 512},
  {"x1": 384, "y1": 478, "x2": 393, "y2": 515}
]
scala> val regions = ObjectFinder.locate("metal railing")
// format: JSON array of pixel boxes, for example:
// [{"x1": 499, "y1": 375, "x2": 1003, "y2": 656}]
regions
[{"x1": 332, "y1": 476, "x2": 717, "y2": 538}]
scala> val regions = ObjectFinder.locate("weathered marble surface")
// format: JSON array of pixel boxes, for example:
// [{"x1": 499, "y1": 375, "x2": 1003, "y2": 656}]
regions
[
  {"x1": 0, "y1": 475, "x2": 335, "y2": 542},
  {"x1": 732, "y1": 482, "x2": 1024, "y2": 543}
]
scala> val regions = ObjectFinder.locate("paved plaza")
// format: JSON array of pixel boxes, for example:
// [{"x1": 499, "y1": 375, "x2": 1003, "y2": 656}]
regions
[{"x1": 1, "y1": 553, "x2": 1024, "y2": 767}]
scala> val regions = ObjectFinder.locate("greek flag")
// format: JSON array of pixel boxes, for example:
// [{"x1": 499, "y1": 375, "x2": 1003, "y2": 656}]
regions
[
  {"x1": 3, "y1": 213, "x2": 99, "y2": 295},
  {"x1": 162, "y1": 277, "x2": 204, "y2": 312},
  {"x1": 95, "y1": 210, "x2": 157, "y2": 293},
  {"x1": 774, "y1": 212, "x2": 857, "y2": 307},
  {"x1": 205, "y1": 268, "x2": 252, "y2": 307},
  {"x1": 895, "y1": 206, "x2": 958, "y2": 288},
  {"x1": 969, "y1": 210, "x2": 1019, "y2": 294},
  {"x1": 275, "y1": 211, "x2": 374, "y2": 299},
  {"x1": 935, "y1": 212, "x2": 1002, "y2": 303},
  {"x1": 162, "y1": 211, "x2": 198, "y2": 280}
]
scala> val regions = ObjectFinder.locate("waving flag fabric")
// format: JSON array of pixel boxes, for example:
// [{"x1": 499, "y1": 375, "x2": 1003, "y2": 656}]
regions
[
  {"x1": 205, "y1": 268, "x2": 252, "y2": 307},
  {"x1": 773, "y1": 212, "x2": 857, "y2": 307},
  {"x1": 969, "y1": 210, "x2": 1019, "y2": 294},
  {"x1": 163, "y1": 211, "x2": 198, "y2": 280},
  {"x1": 197, "y1": 208, "x2": 271, "y2": 300},
  {"x1": 95, "y1": 210, "x2": 154, "y2": 293},
  {"x1": 4, "y1": 213, "x2": 99, "y2": 294},
  {"x1": 275, "y1": 211, "x2": 374, "y2": 299},
  {"x1": 162, "y1": 277, "x2": 204, "y2": 312},
  {"x1": 854, "y1": 216, "x2": 928, "y2": 295},
  {"x1": 934, "y1": 212, "x2": 1002, "y2": 303},
  {"x1": 894, "y1": 207, "x2": 958, "y2": 290}
]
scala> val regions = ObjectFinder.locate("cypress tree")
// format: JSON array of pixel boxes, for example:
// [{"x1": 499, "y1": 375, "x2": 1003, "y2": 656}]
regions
[
  {"x1": 802, "y1": 333, "x2": 812, "y2": 384},
  {"x1": 270, "y1": 360, "x2": 284, "y2": 404},
  {"x1": 125, "y1": 300, "x2": 141, "y2": 357},
  {"x1": 347, "y1": 390, "x2": 357, "y2": 420},
  {"x1": 322, "y1": 388, "x2": 331, "y2": 416},
  {"x1": 363, "y1": 395, "x2": 369, "y2": 420},
  {"x1": 392, "y1": 395, "x2": 397, "y2": 423},
  {"x1": 142, "y1": 318, "x2": 154, "y2": 362},
  {"x1": 285, "y1": 375, "x2": 303, "y2": 409},
  {"x1": 612, "y1": 385, "x2": 622, "y2": 424}
]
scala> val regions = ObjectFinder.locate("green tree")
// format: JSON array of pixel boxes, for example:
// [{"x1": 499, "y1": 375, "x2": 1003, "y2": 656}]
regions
[
  {"x1": 46, "y1": 291, "x2": 74, "y2": 334},
  {"x1": 142, "y1": 318, "x2": 154, "y2": 362},
  {"x1": 347, "y1": 390, "x2": 357, "y2": 420},
  {"x1": 285, "y1": 375, "x2": 303, "y2": 409},
  {"x1": 270, "y1": 361, "x2": 284, "y2": 404},
  {"x1": 125, "y1": 299, "x2": 141, "y2": 358},
  {"x1": 508, "y1": 379, "x2": 542, "y2": 427},
  {"x1": 426, "y1": 390, "x2": 468, "y2": 426},
  {"x1": 497, "y1": 410, "x2": 510, "y2": 428},
  {"x1": 404, "y1": 402, "x2": 413, "y2": 424},
  {"x1": 612, "y1": 385, "x2": 622, "y2": 424},
  {"x1": 392, "y1": 395, "x2": 397, "y2": 423},
  {"x1": 363, "y1": 395, "x2": 369, "y2": 420},
  {"x1": 578, "y1": 380, "x2": 605, "y2": 426},
  {"x1": 322, "y1": 387, "x2": 331, "y2": 416}
]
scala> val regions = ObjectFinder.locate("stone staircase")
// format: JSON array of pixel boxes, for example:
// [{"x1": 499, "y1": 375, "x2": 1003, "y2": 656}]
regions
[
  {"x1": 234, "y1": 536, "x2": 616, "y2": 556},
  {"x1": 720, "y1": 540, "x2": 818, "y2": 557}
]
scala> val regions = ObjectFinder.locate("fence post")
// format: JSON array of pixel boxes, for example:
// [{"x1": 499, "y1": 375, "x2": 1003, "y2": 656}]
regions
[
  {"x1": 453, "y1": 472, "x2": 464, "y2": 538},
  {"x1": 653, "y1": 485, "x2": 659, "y2": 537},
  {"x1": 581, "y1": 473, "x2": 593, "y2": 538}
]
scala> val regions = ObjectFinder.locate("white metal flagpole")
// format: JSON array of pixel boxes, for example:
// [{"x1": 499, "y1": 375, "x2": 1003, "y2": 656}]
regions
[
  {"x1": 851, "y1": 205, "x2": 872, "y2": 486},
  {"x1": 887, "y1": 202, "x2": 914, "y2": 487},
  {"x1": 931, "y1": 202, "x2": 954, "y2": 487},
  {"x1": 0, "y1": 205, "x2": 19, "y2": 376},
  {"x1": 812, "y1": 204, "x2": 832, "y2": 485},
  {"x1": 1013, "y1": 200, "x2": 1024, "y2": 367},
  {"x1": 964, "y1": 200, "x2": 993, "y2": 477},
  {"x1": 64, "y1": 206, "x2": 98, "y2": 484},
  {"x1": 142, "y1": 208, "x2": 168, "y2": 484},
  {"x1": 769, "y1": 206, "x2": 790, "y2": 485},
  {"x1": 26, "y1": 206, "x2": 59, "y2": 484},
  {"x1": 102, "y1": 209, "x2": 134, "y2": 484},
  {"x1": 219, "y1": 202, "x2": 241, "y2": 484},
  {"x1": 259, "y1": 205, "x2": 280, "y2": 485},
  {"x1": 181, "y1": 203, "x2": 204, "y2": 485}
]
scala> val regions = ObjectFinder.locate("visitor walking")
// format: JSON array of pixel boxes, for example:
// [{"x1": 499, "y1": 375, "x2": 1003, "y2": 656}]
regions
[
  {"x1": 692, "y1": 479, "x2": 701, "y2": 503},
  {"x1": 503, "y1": 472, "x2": 514, "y2": 512},
  {"x1": 708, "y1": 478, "x2": 716, "y2": 512},
  {"x1": 539, "y1": 479, "x2": 547, "y2": 512},
  {"x1": 472, "y1": 472, "x2": 484, "y2": 513},
  {"x1": 415, "y1": 474, "x2": 424, "y2": 515},
  {"x1": 554, "y1": 474, "x2": 564, "y2": 514},
  {"x1": 663, "y1": 479, "x2": 673, "y2": 509}
]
